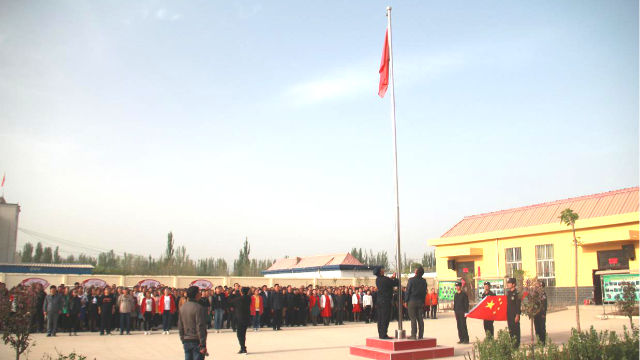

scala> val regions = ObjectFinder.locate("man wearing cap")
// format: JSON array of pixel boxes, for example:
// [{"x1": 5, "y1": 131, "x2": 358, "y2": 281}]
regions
[
  {"x1": 481, "y1": 281, "x2": 496, "y2": 338},
  {"x1": 453, "y1": 281, "x2": 469, "y2": 344},
  {"x1": 506, "y1": 277, "x2": 521, "y2": 348},
  {"x1": 178, "y1": 286, "x2": 208, "y2": 360},
  {"x1": 373, "y1": 266, "x2": 399, "y2": 339},
  {"x1": 533, "y1": 280, "x2": 547, "y2": 343}
]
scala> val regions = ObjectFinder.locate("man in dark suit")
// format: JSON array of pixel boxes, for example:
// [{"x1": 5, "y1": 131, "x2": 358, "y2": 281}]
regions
[
  {"x1": 269, "y1": 284, "x2": 284, "y2": 330},
  {"x1": 506, "y1": 277, "x2": 521, "y2": 348},
  {"x1": 374, "y1": 266, "x2": 399, "y2": 339},
  {"x1": 534, "y1": 280, "x2": 548, "y2": 343},
  {"x1": 260, "y1": 285, "x2": 270, "y2": 328},
  {"x1": 405, "y1": 266, "x2": 427, "y2": 339},
  {"x1": 453, "y1": 281, "x2": 469, "y2": 344},
  {"x1": 229, "y1": 287, "x2": 251, "y2": 354},
  {"x1": 481, "y1": 281, "x2": 495, "y2": 338},
  {"x1": 334, "y1": 289, "x2": 347, "y2": 325}
]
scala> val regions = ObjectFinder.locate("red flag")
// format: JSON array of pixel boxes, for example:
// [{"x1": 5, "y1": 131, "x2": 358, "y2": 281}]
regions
[
  {"x1": 1, "y1": 174, "x2": 4, "y2": 187},
  {"x1": 466, "y1": 295, "x2": 507, "y2": 321},
  {"x1": 378, "y1": 29, "x2": 390, "y2": 98}
]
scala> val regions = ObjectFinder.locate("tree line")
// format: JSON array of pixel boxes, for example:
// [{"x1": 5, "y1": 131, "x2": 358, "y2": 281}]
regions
[
  {"x1": 348, "y1": 247, "x2": 436, "y2": 273},
  {"x1": 17, "y1": 232, "x2": 273, "y2": 277}
]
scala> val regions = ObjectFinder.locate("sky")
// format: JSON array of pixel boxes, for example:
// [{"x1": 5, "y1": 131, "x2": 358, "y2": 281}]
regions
[{"x1": 0, "y1": 0, "x2": 637, "y2": 265}]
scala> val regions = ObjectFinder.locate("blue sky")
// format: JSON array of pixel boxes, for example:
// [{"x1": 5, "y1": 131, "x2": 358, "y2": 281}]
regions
[{"x1": 0, "y1": 0, "x2": 637, "y2": 264}]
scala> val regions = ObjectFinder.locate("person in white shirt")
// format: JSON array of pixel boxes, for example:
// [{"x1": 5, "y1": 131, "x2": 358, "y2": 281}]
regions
[{"x1": 362, "y1": 290, "x2": 373, "y2": 324}]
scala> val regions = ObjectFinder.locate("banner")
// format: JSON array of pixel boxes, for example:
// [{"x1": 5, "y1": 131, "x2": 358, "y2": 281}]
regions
[
  {"x1": 82, "y1": 278, "x2": 107, "y2": 288},
  {"x1": 137, "y1": 279, "x2": 161, "y2": 288},
  {"x1": 190, "y1": 279, "x2": 213, "y2": 290},
  {"x1": 466, "y1": 295, "x2": 507, "y2": 321},
  {"x1": 438, "y1": 281, "x2": 458, "y2": 301},
  {"x1": 20, "y1": 277, "x2": 50, "y2": 288},
  {"x1": 477, "y1": 278, "x2": 505, "y2": 298},
  {"x1": 602, "y1": 274, "x2": 640, "y2": 303}
]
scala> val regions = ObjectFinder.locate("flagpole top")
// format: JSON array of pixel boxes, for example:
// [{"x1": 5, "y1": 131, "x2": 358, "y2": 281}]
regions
[{"x1": 386, "y1": 6, "x2": 392, "y2": 11}]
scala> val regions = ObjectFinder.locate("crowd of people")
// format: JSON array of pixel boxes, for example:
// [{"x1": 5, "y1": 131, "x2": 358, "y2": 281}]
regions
[{"x1": 2, "y1": 279, "x2": 441, "y2": 338}]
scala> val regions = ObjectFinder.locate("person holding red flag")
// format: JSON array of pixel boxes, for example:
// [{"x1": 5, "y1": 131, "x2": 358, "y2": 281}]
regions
[{"x1": 480, "y1": 282, "x2": 496, "y2": 338}]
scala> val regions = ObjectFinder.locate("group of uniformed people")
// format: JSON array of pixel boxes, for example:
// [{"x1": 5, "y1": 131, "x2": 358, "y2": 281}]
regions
[{"x1": 454, "y1": 277, "x2": 548, "y2": 347}]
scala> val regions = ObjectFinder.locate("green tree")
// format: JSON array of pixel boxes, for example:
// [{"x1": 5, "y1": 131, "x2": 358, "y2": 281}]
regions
[
  {"x1": 20, "y1": 243, "x2": 33, "y2": 263},
  {"x1": 41, "y1": 247, "x2": 53, "y2": 263},
  {"x1": 521, "y1": 277, "x2": 547, "y2": 343},
  {"x1": 616, "y1": 281, "x2": 637, "y2": 329},
  {"x1": 32, "y1": 242, "x2": 43, "y2": 263},
  {"x1": 421, "y1": 250, "x2": 436, "y2": 272},
  {"x1": 560, "y1": 208, "x2": 581, "y2": 332},
  {"x1": 165, "y1": 232, "x2": 175, "y2": 273},
  {"x1": 233, "y1": 237, "x2": 251, "y2": 276},
  {"x1": 53, "y1": 246, "x2": 61, "y2": 264}
]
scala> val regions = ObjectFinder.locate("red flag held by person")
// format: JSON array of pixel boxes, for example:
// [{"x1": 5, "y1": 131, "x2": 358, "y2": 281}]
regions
[
  {"x1": 378, "y1": 29, "x2": 390, "y2": 98},
  {"x1": 466, "y1": 295, "x2": 507, "y2": 321}
]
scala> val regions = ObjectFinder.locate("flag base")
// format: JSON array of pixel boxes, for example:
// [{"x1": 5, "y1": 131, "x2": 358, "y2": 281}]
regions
[{"x1": 350, "y1": 337, "x2": 454, "y2": 360}]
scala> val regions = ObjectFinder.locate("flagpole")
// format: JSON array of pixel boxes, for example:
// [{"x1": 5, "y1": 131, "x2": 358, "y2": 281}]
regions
[{"x1": 386, "y1": 6, "x2": 405, "y2": 339}]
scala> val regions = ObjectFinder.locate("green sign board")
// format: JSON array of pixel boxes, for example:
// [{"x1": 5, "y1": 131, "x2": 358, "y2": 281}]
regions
[
  {"x1": 438, "y1": 281, "x2": 457, "y2": 301},
  {"x1": 602, "y1": 274, "x2": 640, "y2": 303},
  {"x1": 477, "y1": 278, "x2": 505, "y2": 298}
]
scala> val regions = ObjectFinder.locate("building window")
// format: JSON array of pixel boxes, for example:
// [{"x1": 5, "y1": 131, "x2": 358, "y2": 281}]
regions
[
  {"x1": 536, "y1": 244, "x2": 556, "y2": 287},
  {"x1": 505, "y1": 247, "x2": 522, "y2": 277}
]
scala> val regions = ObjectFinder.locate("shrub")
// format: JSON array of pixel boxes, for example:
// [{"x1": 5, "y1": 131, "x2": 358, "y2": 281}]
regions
[{"x1": 473, "y1": 326, "x2": 638, "y2": 360}]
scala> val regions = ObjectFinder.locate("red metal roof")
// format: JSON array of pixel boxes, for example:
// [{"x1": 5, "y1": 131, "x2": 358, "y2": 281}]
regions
[
  {"x1": 442, "y1": 187, "x2": 639, "y2": 238},
  {"x1": 266, "y1": 253, "x2": 364, "y2": 271}
]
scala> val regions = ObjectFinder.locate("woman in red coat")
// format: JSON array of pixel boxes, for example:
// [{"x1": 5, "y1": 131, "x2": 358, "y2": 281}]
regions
[
  {"x1": 250, "y1": 289, "x2": 264, "y2": 331},
  {"x1": 158, "y1": 288, "x2": 176, "y2": 334},
  {"x1": 320, "y1": 290, "x2": 333, "y2": 326},
  {"x1": 308, "y1": 289, "x2": 320, "y2": 326},
  {"x1": 140, "y1": 291, "x2": 156, "y2": 334}
]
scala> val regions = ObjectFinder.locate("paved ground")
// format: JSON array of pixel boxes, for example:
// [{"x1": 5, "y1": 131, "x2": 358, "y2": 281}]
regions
[{"x1": 2, "y1": 306, "x2": 636, "y2": 360}]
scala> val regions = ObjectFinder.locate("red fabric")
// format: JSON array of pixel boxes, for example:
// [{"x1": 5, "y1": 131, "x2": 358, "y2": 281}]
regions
[
  {"x1": 466, "y1": 295, "x2": 506, "y2": 321},
  {"x1": 378, "y1": 29, "x2": 390, "y2": 98},
  {"x1": 250, "y1": 295, "x2": 263, "y2": 315},
  {"x1": 429, "y1": 293, "x2": 438, "y2": 305},
  {"x1": 158, "y1": 294, "x2": 176, "y2": 314},
  {"x1": 425, "y1": 294, "x2": 431, "y2": 306},
  {"x1": 141, "y1": 297, "x2": 156, "y2": 314},
  {"x1": 353, "y1": 293, "x2": 361, "y2": 312},
  {"x1": 320, "y1": 295, "x2": 332, "y2": 318},
  {"x1": 309, "y1": 295, "x2": 319, "y2": 310},
  {"x1": 1, "y1": 174, "x2": 4, "y2": 187}
]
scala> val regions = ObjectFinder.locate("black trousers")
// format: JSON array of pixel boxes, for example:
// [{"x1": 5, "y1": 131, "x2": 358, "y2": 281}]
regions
[
  {"x1": 143, "y1": 312, "x2": 153, "y2": 331},
  {"x1": 286, "y1": 308, "x2": 297, "y2": 326},
  {"x1": 430, "y1": 305, "x2": 437, "y2": 319},
  {"x1": 297, "y1": 309, "x2": 306, "y2": 325},
  {"x1": 455, "y1": 311, "x2": 469, "y2": 342},
  {"x1": 272, "y1": 309, "x2": 282, "y2": 330},
  {"x1": 261, "y1": 308, "x2": 271, "y2": 327},
  {"x1": 100, "y1": 311, "x2": 112, "y2": 333},
  {"x1": 363, "y1": 306, "x2": 372, "y2": 323},
  {"x1": 376, "y1": 303, "x2": 391, "y2": 338},
  {"x1": 483, "y1": 320, "x2": 494, "y2": 338},
  {"x1": 31, "y1": 311, "x2": 44, "y2": 332},
  {"x1": 236, "y1": 322, "x2": 248, "y2": 350},
  {"x1": 534, "y1": 315, "x2": 546, "y2": 343},
  {"x1": 507, "y1": 316, "x2": 520, "y2": 347},
  {"x1": 335, "y1": 309, "x2": 344, "y2": 324}
]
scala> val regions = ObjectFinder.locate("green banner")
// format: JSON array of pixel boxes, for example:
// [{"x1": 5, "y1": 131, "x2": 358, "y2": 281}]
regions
[
  {"x1": 602, "y1": 274, "x2": 640, "y2": 303},
  {"x1": 438, "y1": 280, "x2": 457, "y2": 301}
]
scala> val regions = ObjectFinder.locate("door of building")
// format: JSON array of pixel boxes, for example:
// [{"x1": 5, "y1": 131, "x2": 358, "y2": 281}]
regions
[{"x1": 592, "y1": 270, "x2": 602, "y2": 305}]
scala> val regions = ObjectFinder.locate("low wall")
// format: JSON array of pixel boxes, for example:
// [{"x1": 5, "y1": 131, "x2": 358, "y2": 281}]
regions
[{"x1": 0, "y1": 273, "x2": 379, "y2": 289}]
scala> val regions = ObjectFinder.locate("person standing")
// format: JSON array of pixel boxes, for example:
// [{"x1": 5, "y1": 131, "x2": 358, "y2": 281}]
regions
[
  {"x1": 68, "y1": 288, "x2": 81, "y2": 335},
  {"x1": 159, "y1": 288, "x2": 177, "y2": 334},
  {"x1": 260, "y1": 285, "x2": 271, "y2": 328},
  {"x1": 506, "y1": 277, "x2": 521, "y2": 348},
  {"x1": 308, "y1": 289, "x2": 320, "y2": 326},
  {"x1": 362, "y1": 290, "x2": 373, "y2": 324},
  {"x1": 43, "y1": 285, "x2": 63, "y2": 337},
  {"x1": 140, "y1": 291, "x2": 156, "y2": 335},
  {"x1": 428, "y1": 288, "x2": 438, "y2": 319},
  {"x1": 352, "y1": 290, "x2": 362, "y2": 322},
  {"x1": 229, "y1": 287, "x2": 251, "y2": 354},
  {"x1": 117, "y1": 288, "x2": 135, "y2": 335},
  {"x1": 405, "y1": 266, "x2": 427, "y2": 340},
  {"x1": 178, "y1": 286, "x2": 208, "y2": 360},
  {"x1": 211, "y1": 286, "x2": 226, "y2": 333},
  {"x1": 320, "y1": 289, "x2": 333, "y2": 326},
  {"x1": 98, "y1": 287, "x2": 115, "y2": 335},
  {"x1": 374, "y1": 266, "x2": 399, "y2": 339},
  {"x1": 481, "y1": 282, "x2": 496, "y2": 338},
  {"x1": 32, "y1": 284, "x2": 46, "y2": 333},
  {"x1": 269, "y1": 284, "x2": 284, "y2": 331},
  {"x1": 453, "y1": 281, "x2": 469, "y2": 344},
  {"x1": 533, "y1": 280, "x2": 547, "y2": 344},
  {"x1": 250, "y1": 288, "x2": 263, "y2": 331},
  {"x1": 334, "y1": 289, "x2": 347, "y2": 325},
  {"x1": 88, "y1": 288, "x2": 100, "y2": 332}
]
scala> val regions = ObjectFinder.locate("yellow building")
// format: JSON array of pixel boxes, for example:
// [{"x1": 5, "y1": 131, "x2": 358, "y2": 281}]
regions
[{"x1": 429, "y1": 187, "x2": 639, "y2": 304}]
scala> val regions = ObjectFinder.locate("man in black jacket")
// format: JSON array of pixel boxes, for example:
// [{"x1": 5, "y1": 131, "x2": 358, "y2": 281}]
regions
[
  {"x1": 211, "y1": 287, "x2": 226, "y2": 333},
  {"x1": 178, "y1": 286, "x2": 208, "y2": 360},
  {"x1": 260, "y1": 285, "x2": 271, "y2": 328},
  {"x1": 534, "y1": 280, "x2": 547, "y2": 344},
  {"x1": 506, "y1": 277, "x2": 521, "y2": 348},
  {"x1": 269, "y1": 284, "x2": 284, "y2": 330},
  {"x1": 334, "y1": 289, "x2": 347, "y2": 325},
  {"x1": 229, "y1": 287, "x2": 251, "y2": 354},
  {"x1": 285, "y1": 287, "x2": 296, "y2": 327},
  {"x1": 374, "y1": 266, "x2": 399, "y2": 339},
  {"x1": 453, "y1": 281, "x2": 469, "y2": 344},
  {"x1": 481, "y1": 282, "x2": 495, "y2": 338},
  {"x1": 405, "y1": 266, "x2": 427, "y2": 339}
]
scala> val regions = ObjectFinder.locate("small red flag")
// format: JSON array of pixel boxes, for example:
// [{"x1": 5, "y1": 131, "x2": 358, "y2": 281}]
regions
[
  {"x1": 378, "y1": 29, "x2": 390, "y2": 98},
  {"x1": 466, "y1": 295, "x2": 507, "y2": 321},
  {"x1": 1, "y1": 174, "x2": 4, "y2": 187}
]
